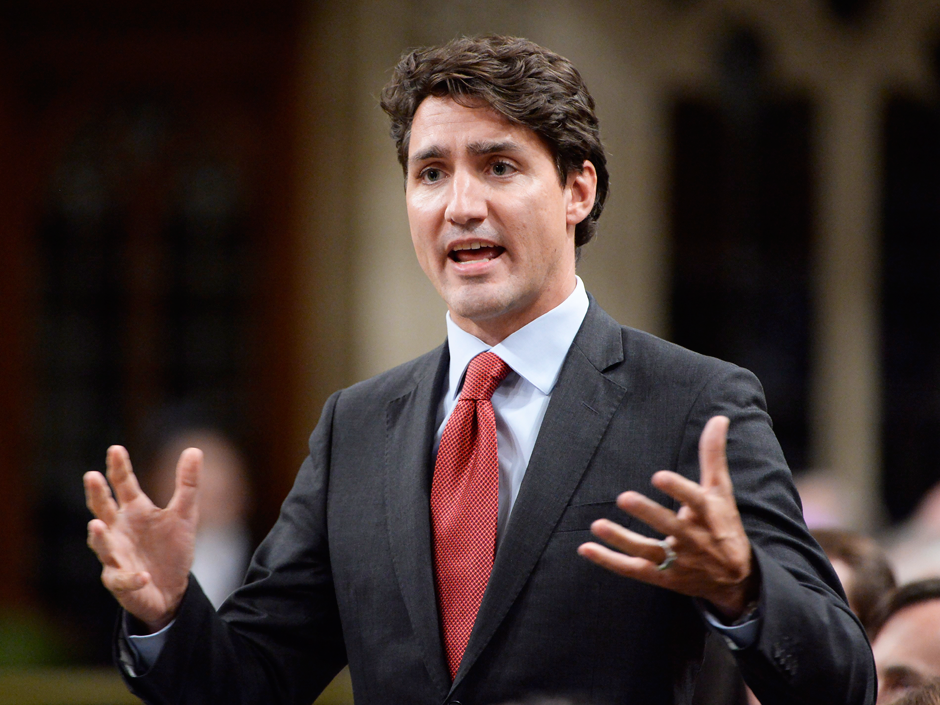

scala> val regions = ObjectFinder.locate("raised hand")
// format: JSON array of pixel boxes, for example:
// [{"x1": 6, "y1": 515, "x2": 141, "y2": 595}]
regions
[
  {"x1": 84, "y1": 445, "x2": 201, "y2": 632},
  {"x1": 577, "y1": 415, "x2": 758, "y2": 619}
]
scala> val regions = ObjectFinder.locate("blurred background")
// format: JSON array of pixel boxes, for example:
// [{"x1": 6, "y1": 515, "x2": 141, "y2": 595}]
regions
[{"x1": 0, "y1": 0, "x2": 939, "y2": 702}]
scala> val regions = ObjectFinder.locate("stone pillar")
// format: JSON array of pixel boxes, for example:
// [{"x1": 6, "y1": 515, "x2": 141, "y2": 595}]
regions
[{"x1": 811, "y1": 75, "x2": 883, "y2": 529}]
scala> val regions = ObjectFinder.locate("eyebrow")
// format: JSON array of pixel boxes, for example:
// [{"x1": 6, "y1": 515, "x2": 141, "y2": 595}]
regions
[
  {"x1": 880, "y1": 664, "x2": 927, "y2": 688},
  {"x1": 467, "y1": 140, "x2": 521, "y2": 156},
  {"x1": 410, "y1": 146, "x2": 448, "y2": 168},
  {"x1": 408, "y1": 140, "x2": 522, "y2": 172}
]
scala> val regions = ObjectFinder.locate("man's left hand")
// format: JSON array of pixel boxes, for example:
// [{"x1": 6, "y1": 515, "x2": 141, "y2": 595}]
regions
[{"x1": 577, "y1": 415, "x2": 758, "y2": 620}]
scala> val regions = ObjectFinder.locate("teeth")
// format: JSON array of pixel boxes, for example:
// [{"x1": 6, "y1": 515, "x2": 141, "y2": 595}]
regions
[{"x1": 452, "y1": 242, "x2": 489, "y2": 251}]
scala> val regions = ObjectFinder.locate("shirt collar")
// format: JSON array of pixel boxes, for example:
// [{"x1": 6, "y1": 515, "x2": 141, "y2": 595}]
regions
[{"x1": 445, "y1": 276, "x2": 590, "y2": 397}]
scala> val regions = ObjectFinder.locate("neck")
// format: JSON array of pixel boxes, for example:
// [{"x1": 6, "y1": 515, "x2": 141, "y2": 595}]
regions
[{"x1": 449, "y1": 278, "x2": 578, "y2": 346}]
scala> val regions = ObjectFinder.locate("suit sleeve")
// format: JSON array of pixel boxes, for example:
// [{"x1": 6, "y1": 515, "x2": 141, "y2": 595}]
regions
[
  {"x1": 116, "y1": 391, "x2": 348, "y2": 705},
  {"x1": 684, "y1": 365, "x2": 876, "y2": 705}
]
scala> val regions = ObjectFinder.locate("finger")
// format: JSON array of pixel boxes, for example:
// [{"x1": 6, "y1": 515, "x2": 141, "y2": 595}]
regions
[
  {"x1": 84, "y1": 471, "x2": 119, "y2": 525},
  {"x1": 87, "y1": 519, "x2": 116, "y2": 565},
  {"x1": 106, "y1": 446, "x2": 146, "y2": 507},
  {"x1": 615, "y1": 490, "x2": 683, "y2": 536},
  {"x1": 86, "y1": 518, "x2": 121, "y2": 567},
  {"x1": 589, "y1": 517, "x2": 671, "y2": 564},
  {"x1": 166, "y1": 447, "x2": 202, "y2": 522},
  {"x1": 698, "y1": 415, "x2": 732, "y2": 492},
  {"x1": 649, "y1": 471, "x2": 710, "y2": 516},
  {"x1": 102, "y1": 567, "x2": 150, "y2": 594},
  {"x1": 577, "y1": 541, "x2": 664, "y2": 582}
]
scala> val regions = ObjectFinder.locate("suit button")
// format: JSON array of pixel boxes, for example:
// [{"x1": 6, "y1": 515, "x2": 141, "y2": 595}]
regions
[{"x1": 446, "y1": 701, "x2": 462, "y2": 705}]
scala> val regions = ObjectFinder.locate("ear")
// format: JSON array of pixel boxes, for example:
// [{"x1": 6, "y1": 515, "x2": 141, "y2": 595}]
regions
[{"x1": 565, "y1": 160, "x2": 598, "y2": 229}]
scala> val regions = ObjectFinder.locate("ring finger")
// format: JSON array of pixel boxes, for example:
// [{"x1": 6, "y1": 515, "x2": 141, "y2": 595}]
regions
[{"x1": 590, "y1": 518, "x2": 674, "y2": 565}]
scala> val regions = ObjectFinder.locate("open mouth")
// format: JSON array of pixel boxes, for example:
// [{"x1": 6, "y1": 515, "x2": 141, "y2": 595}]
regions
[{"x1": 449, "y1": 241, "x2": 505, "y2": 263}]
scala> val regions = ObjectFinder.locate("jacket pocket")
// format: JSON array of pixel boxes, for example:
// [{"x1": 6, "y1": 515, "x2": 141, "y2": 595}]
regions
[{"x1": 554, "y1": 500, "x2": 639, "y2": 533}]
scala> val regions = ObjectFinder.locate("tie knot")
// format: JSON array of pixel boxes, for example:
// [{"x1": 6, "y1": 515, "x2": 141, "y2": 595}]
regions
[{"x1": 460, "y1": 352, "x2": 511, "y2": 402}]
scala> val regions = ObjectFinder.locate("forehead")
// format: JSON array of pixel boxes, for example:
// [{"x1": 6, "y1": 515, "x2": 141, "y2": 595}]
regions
[
  {"x1": 407, "y1": 96, "x2": 548, "y2": 162},
  {"x1": 874, "y1": 600, "x2": 940, "y2": 673}
]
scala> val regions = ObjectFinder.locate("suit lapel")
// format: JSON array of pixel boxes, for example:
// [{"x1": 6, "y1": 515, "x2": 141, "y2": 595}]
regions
[
  {"x1": 384, "y1": 344, "x2": 452, "y2": 696},
  {"x1": 451, "y1": 300, "x2": 628, "y2": 688}
]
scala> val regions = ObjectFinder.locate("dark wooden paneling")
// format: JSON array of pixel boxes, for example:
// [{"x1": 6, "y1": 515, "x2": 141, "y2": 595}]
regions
[{"x1": 0, "y1": 3, "x2": 302, "y2": 663}]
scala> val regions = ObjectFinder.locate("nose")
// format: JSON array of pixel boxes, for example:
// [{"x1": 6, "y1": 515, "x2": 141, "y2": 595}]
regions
[{"x1": 444, "y1": 169, "x2": 487, "y2": 225}]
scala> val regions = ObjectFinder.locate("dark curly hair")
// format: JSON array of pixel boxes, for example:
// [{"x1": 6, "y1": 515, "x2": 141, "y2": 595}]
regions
[
  {"x1": 380, "y1": 35, "x2": 609, "y2": 250},
  {"x1": 812, "y1": 527, "x2": 896, "y2": 636},
  {"x1": 870, "y1": 577, "x2": 940, "y2": 638}
]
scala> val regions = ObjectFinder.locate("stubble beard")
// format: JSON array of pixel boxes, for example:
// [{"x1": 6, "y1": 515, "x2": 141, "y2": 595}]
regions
[
  {"x1": 445, "y1": 280, "x2": 516, "y2": 324},
  {"x1": 442, "y1": 276, "x2": 545, "y2": 339}
]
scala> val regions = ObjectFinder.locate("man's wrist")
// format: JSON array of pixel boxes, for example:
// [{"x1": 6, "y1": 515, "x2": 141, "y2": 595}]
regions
[
  {"x1": 707, "y1": 550, "x2": 762, "y2": 622},
  {"x1": 126, "y1": 613, "x2": 166, "y2": 636}
]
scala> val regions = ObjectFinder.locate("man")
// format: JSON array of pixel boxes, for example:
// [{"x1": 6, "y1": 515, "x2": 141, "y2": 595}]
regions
[
  {"x1": 871, "y1": 579, "x2": 940, "y2": 704},
  {"x1": 84, "y1": 35, "x2": 875, "y2": 705},
  {"x1": 814, "y1": 527, "x2": 897, "y2": 637},
  {"x1": 893, "y1": 681, "x2": 940, "y2": 705}
]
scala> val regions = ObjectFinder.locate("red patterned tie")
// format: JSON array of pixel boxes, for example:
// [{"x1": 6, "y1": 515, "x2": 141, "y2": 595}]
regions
[{"x1": 431, "y1": 351, "x2": 511, "y2": 680}]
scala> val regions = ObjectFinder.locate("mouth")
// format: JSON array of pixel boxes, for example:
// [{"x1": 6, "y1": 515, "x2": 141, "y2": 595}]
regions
[{"x1": 448, "y1": 241, "x2": 506, "y2": 264}]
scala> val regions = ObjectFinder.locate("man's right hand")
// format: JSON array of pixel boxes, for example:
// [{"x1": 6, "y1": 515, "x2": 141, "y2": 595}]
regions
[{"x1": 84, "y1": 445, "x2": 201, "y2": 633}]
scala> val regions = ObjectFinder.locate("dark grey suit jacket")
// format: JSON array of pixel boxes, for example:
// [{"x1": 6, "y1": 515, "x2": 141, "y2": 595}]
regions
[{"x1": 119, "y1": 299, "x2": 875, "y2": 705}]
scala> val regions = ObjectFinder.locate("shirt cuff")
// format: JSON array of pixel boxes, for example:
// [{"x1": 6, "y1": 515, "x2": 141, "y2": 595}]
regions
[
  {"x1": 123, "y1": 613, "x2": 175, "y2": 674},
  {"x1": 699, "y1": 600, "x2": 762, "y2": 651}
]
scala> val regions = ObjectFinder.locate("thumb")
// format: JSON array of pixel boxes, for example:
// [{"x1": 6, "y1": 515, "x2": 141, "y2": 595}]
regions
[
  {"x1": 167, "y1": 447, "x2": 202, "y2": 522},
  {"x1": 699, "y1": 415, "x2": 732, "y2": 492}
]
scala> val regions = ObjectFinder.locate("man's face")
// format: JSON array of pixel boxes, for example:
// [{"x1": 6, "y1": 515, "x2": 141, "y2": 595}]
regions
[
  {"x1": 873, "y1": 600, "x2": 940, "y2": 703},
  {"x1": 405, "y1": 96, "x2": 595, "y2": 344}
]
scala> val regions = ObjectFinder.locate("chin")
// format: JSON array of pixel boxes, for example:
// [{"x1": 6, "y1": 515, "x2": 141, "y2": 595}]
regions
[
  {"x1": 446, "y1": 288, "x2": 514, "y2": 321},
  {"x1": 449, "y1": 300, "x2": 510, "y2": 324}
]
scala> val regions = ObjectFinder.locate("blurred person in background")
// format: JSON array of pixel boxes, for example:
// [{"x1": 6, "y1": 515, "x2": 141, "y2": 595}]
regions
[
  {"x1": 813, "y1": 527, "x2": 897, "y2": 637},
  {"x1": 883, "y1": 483, "x2": 940, "y2": 584},
  {"x1": 871, "y1": 579, "x2": 940, "y2": 704},
  {"x1": 143, "y1": 418, "x2": 253, "y2": 610},
  {"x1": 893, "y1": 681, "x2": 940, "y2": 705}
]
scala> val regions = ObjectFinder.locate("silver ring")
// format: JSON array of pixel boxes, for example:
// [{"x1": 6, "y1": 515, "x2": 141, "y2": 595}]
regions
[{"x1": 655, "y1": 539, "x2": 676, "y2": 571}]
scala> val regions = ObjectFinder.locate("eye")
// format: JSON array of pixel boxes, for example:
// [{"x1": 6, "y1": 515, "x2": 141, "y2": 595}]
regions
[
  {"x1": 490, "y1": 161, "x2": 516, "y2": 176},
  {"x1": 420, "y1": 167, "x2": 443, "y2": 184}
]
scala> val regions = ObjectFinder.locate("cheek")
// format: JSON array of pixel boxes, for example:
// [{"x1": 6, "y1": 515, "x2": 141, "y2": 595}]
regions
[
  {"x1": 408, "y1": 226, "x2": 441, "y2": 283},
  {"x1": 407, "y1": 207, "x2": 431, "y2": 250},
  {"x1": 407, "y1": 192, "x2": 441, "y2": 236},
  {"x1": 409, "y1": 229, "x2": 432, "y2": 266},
  {"x1": 529, "y1": 188, "x2": 572, "y2": 241}
]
